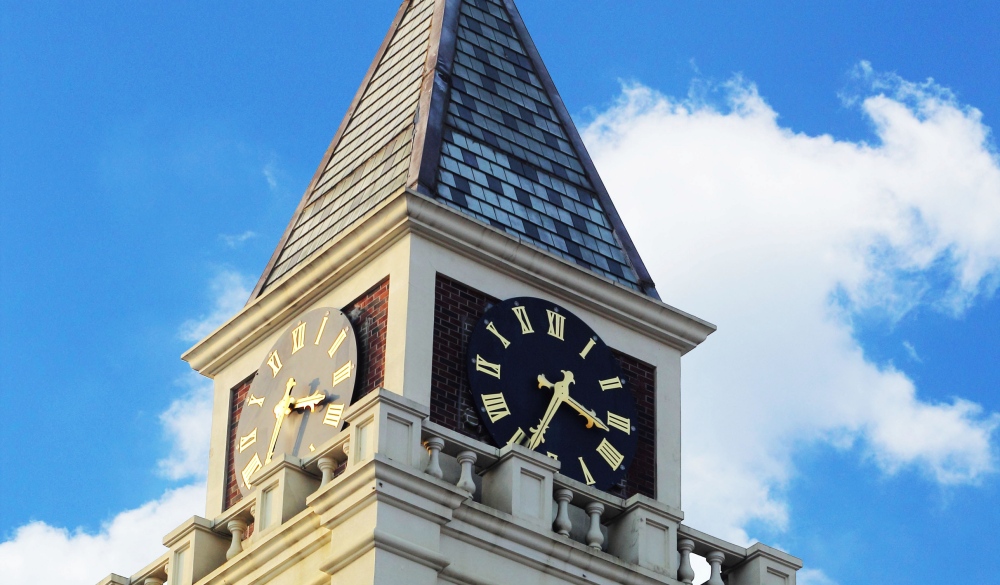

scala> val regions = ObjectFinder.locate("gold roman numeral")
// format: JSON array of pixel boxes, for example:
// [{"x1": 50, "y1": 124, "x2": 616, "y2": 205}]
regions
[
  {"x1": 546, "y1": 452, "x2": 559, "y2": 460},
  {"x1": 546, "y1": 310, "x2": 565, "y2": 340},
  {"x1": 607, "y1": 412, "x2": 631, "y2": 434},
  {"x1": 246, "y1": 393, "x2": 265, "y2": 407},
  {"x1": 481, "y1": 392, "x2": 511, "y2": 422},
  {"x1": 327, "y1": 328, "x2": 348, "y2": 358},
  {"x1": 314, "y1": 312, "x2": 329, "y2": 345},
  {"x1": 599, "y1": 377, "x2": 623, "y2": 391},
  {"x1": 475, "y1": 355, "x2": 501, "y2": 379},
  {"x1": 579, "y1": 457, "x2": 595, "y2": 486},
  {"x1": 238, "y1": 428, "x2": 258, "y2": 452},
  {"x1": 291, "y1": 322, "x2": 306, "y2": 354},
  {"x1": 486, "y1": 321, "x2": 511, "y2": 348},
  {"x1": 332, "y1": 361, "x2": 353, "y2": 386},
  {"x1": 507, "y1": 427, "x2": 526, "y2": 445},
  {"x1": 323, "y1": 403, "x2": 345, "y2": 427},
  {"x1": 596, "y1": 438, "x2": 624, "y2": 469},
  {"x1": 266, "y1": 351, "x2": 283, "y2": 377},
  {"x1": 512, "y1": 306, "x2": 534, "y2": 334},
  {"x1": 242, "y1": 453, "x2": 262, "y2": 488},
  {"x1": 580, "y1": 338, "x2": 596, "y2": 359}
]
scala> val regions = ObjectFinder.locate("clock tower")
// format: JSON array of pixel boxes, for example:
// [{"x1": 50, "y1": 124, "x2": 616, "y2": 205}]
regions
[{"x1": 98, "y1": 1, "x2": 803, "y2": 585}]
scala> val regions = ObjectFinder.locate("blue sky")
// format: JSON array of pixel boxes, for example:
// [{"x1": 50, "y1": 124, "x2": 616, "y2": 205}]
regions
[{"x1": 1, "y1": 2, "x2": 998, "y2": 584}]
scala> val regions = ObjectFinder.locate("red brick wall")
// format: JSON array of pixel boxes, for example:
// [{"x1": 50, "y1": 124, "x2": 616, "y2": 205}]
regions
[
  {"x1": 224, "y1": 376, "x2": 254, "y2": 511},
  {"x1": 430, "y1": 274, "x2": 499, "y2": 445},
  {"x1": 613, "y1": 352, "x2": 657, "y2": 500},
  {"x1": 430, "y1": 273, "x2": 657, "y2": 499},
  {"x1": 222, "y1": 277, "x2": 390, "y2": 511},
  {"x1": 344, "y1": 278, "x2": 390, "y2": 399}
]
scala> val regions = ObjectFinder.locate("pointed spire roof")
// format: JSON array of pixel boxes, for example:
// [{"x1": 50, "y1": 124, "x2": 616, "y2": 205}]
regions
[{"x1": 251, "y1": 0, "x2": 658, "y2": 299}]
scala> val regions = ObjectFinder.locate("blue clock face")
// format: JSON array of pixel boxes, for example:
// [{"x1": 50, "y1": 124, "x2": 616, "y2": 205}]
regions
[{"x1": 466, "y1": 297, "x2": 638, "y2": 490}]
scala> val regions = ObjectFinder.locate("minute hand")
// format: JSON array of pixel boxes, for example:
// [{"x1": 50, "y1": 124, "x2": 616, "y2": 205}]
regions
[
  {"x1": 527, "y1": 391, "x2": 565, "y2": 450},
  {"x1": 563, "y1": 395, "x2": 609, "y2": 431},
  {"x1": 265, "y1": 378, "x2": 296, "y2": 464}
]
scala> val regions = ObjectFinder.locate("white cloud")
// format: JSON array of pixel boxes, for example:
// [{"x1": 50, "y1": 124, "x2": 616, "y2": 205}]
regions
[
  {"x1": 798, "y1": 568, "x2": 839, "y2": 585},
  {"x1": 0, "y1": 483, "x2": 206, "y2": 585},
  {"x1": 902, "y1": 340, "x2": 921, "y2": 362},
  {"x1": 157, "y1": 373, "x2": 214, "y2": 480},
  {"x1": 583, "y1": 68, "x2": 1000, "y2": 545},
  {"x1": 262, "y1": 157, "x2": 285, "y2": 193},
  {"x1": 178, "y1": 270, "x2": 252, "y2": 342},
  {"x1": 219, "y1": 230, "x2": 258, "y2": 248}
]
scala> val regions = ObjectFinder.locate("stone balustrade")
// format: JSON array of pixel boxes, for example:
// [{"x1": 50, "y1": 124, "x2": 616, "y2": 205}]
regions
[{"x1": 97, "y1": 389, "x2": 801, "y2": 585}]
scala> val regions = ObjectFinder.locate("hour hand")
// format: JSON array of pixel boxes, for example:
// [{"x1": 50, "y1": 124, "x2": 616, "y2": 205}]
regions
[
  {"x1": 563, "y1": 395, "x2": 609, "y2": 431},
  {"x1": 291, "y1": 392, "x2": 326, "y2": 412}
]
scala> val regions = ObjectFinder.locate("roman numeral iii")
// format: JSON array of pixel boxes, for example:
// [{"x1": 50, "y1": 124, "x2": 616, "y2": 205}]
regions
[
  {"x1": 475, "y1": 355, "x2": 502, "y2": 379},
  {"x1": 481, "y1": 392, "x2": 511, "y2": 422},
  {"x1": 332, "y1": 362, "x2": 353, "y2": 386},
  {"x1": 323, "y1": 403, "x2": 345, "y2": 427},
  {"x1": 546, "y1": 310, "x2": 565, "y2": 340},
  {"x1": 607, "y1": 412, "x2": 631, "y2": 434}
]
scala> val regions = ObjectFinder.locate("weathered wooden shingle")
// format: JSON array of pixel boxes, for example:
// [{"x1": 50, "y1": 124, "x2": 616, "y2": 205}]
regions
[
  {"x1": 258, "y1": 0, "x2": 435, "y2": 292},
  {"x1": 253, "y1": 0, "x2": 658, "y2": 299}
]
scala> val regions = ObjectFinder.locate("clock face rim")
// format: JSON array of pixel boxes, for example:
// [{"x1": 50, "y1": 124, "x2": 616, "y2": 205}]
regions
[
  {"x1": 232, "y1": 306, "x2": 358, "y2": 497},
  {"x1": 465, "y1": 296, "x2": 638, "y2": 490}
]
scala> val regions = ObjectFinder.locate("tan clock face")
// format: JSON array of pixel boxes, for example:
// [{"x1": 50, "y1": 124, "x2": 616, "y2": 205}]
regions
[{"x1": 233, "y1": 307, "x2": 358, "y2": 495}]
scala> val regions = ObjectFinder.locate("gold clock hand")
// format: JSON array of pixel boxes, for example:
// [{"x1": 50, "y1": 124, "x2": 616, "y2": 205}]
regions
[
  {"x1": 527, "y1": 392, "x2": 564, "y2": 450},
  {"x1": 527, "y1": 371, "x2": 575, "y2": 450},
  {"x1": 265, "y1": 378, "x2": 296, "y2": 465},
  {"x1": 563, "y1": 395, "x2": 610, "y2": 431},
  {"x1": 291, "y1": 391, "x2": 326, "y2": 412}
]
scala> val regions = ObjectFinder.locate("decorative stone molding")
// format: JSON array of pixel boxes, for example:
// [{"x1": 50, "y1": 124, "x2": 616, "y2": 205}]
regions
[
  {"x1": 607, "y1": 494, "x2": 684, "y2": 578},
  {"x1": 161, "y1": 516, "x2": 229, "y2": 585},
  {"x1": 481, "y1": 444, "x2": 560, "y2": 530},
  {"x1": 727, "y1": 543, "x2": 802, "y2": 585},
  {"x1": 183, "y1": 192, "x2": 715, "y2": 378}
]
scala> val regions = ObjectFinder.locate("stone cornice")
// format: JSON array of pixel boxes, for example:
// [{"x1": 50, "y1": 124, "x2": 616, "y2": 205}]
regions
[{"x1": 182, "y1": 190, "x2": 715, "y2": 376}]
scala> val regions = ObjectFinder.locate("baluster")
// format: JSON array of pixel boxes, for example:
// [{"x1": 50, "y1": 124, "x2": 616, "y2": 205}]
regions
[
  {"x1": 455, "y1": 450, "x2": 477, "y2": 496},
  {"x1": 317, "y1": 457, "x2": 336, "y2": 487},
  {"x1": 144, "y1": 577, "x2": 164, "y2": 585},
  {"x1": 706, "y1": 551, "x2": 725, "y2": 585},
  {"x1": 424, "y1": 437, "x2": 445, "y2": 479},
  {"x1": 584, "y1": 502, "x2": 605, "y2": 550},
  {"x1": 225, "y1": 519, "x2": 248, "y2": 560},
  {"x1": 553, "y1": 489, "x2": 573, "y2": 536},
  {"x1": 677, "y1": 539, "x2": 695, "y2": 584}
]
